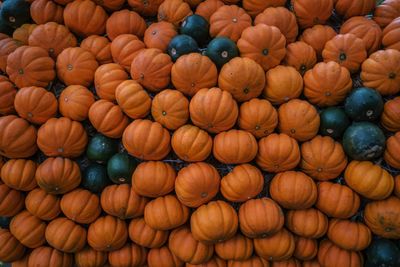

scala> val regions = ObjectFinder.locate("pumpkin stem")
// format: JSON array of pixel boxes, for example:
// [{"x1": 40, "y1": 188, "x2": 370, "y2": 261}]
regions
[
  {"x1": 262, "y1": 49, "x2": 269, "y2": 56},
  {"x1": 339, "y1": 52, "x2": 347, "y2": 61},
  {"x1": 388, "y1": 72, "x2": 396, "y2": 79}
]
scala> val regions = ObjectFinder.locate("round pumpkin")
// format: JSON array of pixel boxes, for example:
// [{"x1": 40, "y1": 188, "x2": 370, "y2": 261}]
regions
[
  {"x1": 0, "y1": 229, "x2": 25, "y2": 262},
  {"x1": 59, "y1": 85, "x2": 95, "y2": 121},
  {"x1": 28, "y1": 246, "x2": 73, "y2": 267},
  {"x1": 106, "y1": 9, "x2": 146, "y2": 41},
  {"x1": 148, "y1": 246, "x2": 183, "y2": 267},
  {"x1": 30, "y1": 0, "x2": 64, "y2": 24},
  {"x1": 75, "y1": 246, "x2": 107, "y2": 267},
  {"x1": 317, "y1": 240, "x2": 363, "y2": 267},
  {"x1": 195, "y1": 0, "x2": 224, "y2": 22},
  {"x1": 93, "y1": 0, "x2": 125, "y2": 11},
  {"x1": 0, "y1": 38, "x2": 22, "y2": 73},
  {"x1": 128, "y1": 0, "x2": 163, "y2": 16},
  {"x1": 300, "y1": 25, "x2": 337, "y2": 58},
  {"x1": 373, "y1": 0, "x2": 400, "y2": 28},
  {"x1": 25, "y1": 188, "x2": 61, "y2": 221},
  {"x1": 242, "y1": 0, "x2": 286, "y2": 17},
  {"x1": 128, "y1": 217, "x2": 168, "y2": 248},
  {"x1": 284, "y1": 41, "x2": 317, "y2": 75},
  {"x1": 0, "y1": 183, "x2": 24, "y2": 217},
  {"x1": 286, "y1": 208, "x2": 328, "y2": 239},
  {"x1": 157, "y1": 0, "x2": 193, "y2": 27},
  {"x1": 0, "y1": 75, "x2": 16, "y2": 115},
  {"x1": 80, "y1": 35, "x2": 112, "y2": 64},
  {"x1": 10, "y1": 210, "x2": 46, "y2": 248},
  {"x1": 94, "y1": 63, "x2": 128, "y2": 101},
  {"x1": 335, "y1": 0, "x2": 375, "y2": 19},
  {"x1": 115, "y1": 80, "x2": 151, "y2": 119},
  {"x1": 227, "y1": 256, "x2": 270, "y2": 267},
  {"x1": 215, "y1": 234, "x2": 253, "y2": 261},
  {"x1": 1, "y1": 159, "x2": 36, "y2": 191},
  {"x1": 293, "y1": 237, "x2": 318, "y2": 261},
  {"x1": 144, "y1": 21, "x2": 178, "y2": 52},
  {"x1": 108, "y1": 243, "x2": 148, "y2": 267},
  {"x1": 395, "y1": 175, "x2": 400, "y2": 198},
  {"x1": 186, "y1": 256, "x2": 227, "y2": 267},
  {"x1": 383, "y1": 17, "x2": 400, "y2": 50},
  {"x1": 299, "y1": 260, "x2": 320, "y2": 267},
  {"x1": 327, "y1": 219, "x2": 371, "y2": 251},
  {"x1": 292, "y1": 0, "x2": 334, "y2": 29},
  {"x1": 253, "y1": 228, "x2": 295, "y2": 261},
  {"x1": 13, "y1": 23, "x2": 38, "y2": 45},
  {"x1": 384, "y1": 132, "x2": 400, "y2": 169}
]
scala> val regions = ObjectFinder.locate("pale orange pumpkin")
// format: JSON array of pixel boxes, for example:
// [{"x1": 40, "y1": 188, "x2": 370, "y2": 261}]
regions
[{"x1": 115, "y1": 80, "x2": 151, "y2": 119}]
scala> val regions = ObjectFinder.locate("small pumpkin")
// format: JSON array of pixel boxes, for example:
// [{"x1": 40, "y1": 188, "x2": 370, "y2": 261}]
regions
[
  {"x1": 286, "y1": 208, "x2": 328, "y2": 239},
  {"x1": 10, "y1": 210, "x2": 46, "y2": 248},
  {"x1": 327, "y1": 219, "x2": 371, "y2": 251},
  {"x1": 395, "y1": 175, "x2": 400, "y2": 198},
  {"x1": 106, "y1": 9, "x2": 146, "y2": 41},
  {"x1": 284, "y1": 41, "x2": 317, "y2": 75},
  {"x1": 80, "y1": 35, "x2": 112, "y2": 64},
  {"x1": 94, "y1": 63, "x2": 128, "y2": 101},
  {"x1": 25, "y1": 188, "x2": 61, "y2": 221},
  {"x1": 144, "y1": 21, "x2": 178, "y2": 52},
  {"x1": 293, "y1": 237, "x2": 318, "y2": 261},
  {"x1": 335, "y1": 0, "x2": 375, "y2": 19},
  {"x1": 317, "y1": 240, "x2": 363, "y2": 267},
  {"x1": 215, "y1": 234, "x2": 253, "y2": 261},
  {"x1": 108, "y1": 243, "x2": 148, "y2": 267},
  {"x1": 30, "y1": 0, "x2": 64, "y2": 24},
  {"x1": 253, "y1": 228, "x2": 295, "y2": 261},
  {"x1": 0, "y1": 229, "x2": 25, "y2": 262},
  {"x1": 1, "y1": 159, "x2": 36, "y2": 191},
  {"x1": 93, "y1": 0, "x2": 125, "y2": 11},
  {"x1": 128, "y1": 0, "x2": 163, "y2": 16},
  {"x1": 128, "y1": 217, "x2": 168, "y2": 248},
  {"x1": 158, "y1": 0, "x2": 193, "y2": 27},
  {"x1": 75, "y1": 246, "x2": 108, "y2": 267},
  {"x1": 59, "y1": 85, "x2": 95, "y2": 121},
  {"x1": 13, "y1": 23, "x2": 37, "y2": 45},
  {"x1": 28, "y1": 246, "x2": 73, "y2": 267},
  {"x1": 300, "y1": 260, "x2": 320, "y2": 267},
  {"x1": 384, "y1": 132, "x2": 400, "y2": 169},
  {"x1": 148, "y1": 246, "x2": 183, "y2": 267},
  {"x1": 0, "y1": 75, "x2": 16, "y2": 115},
  {"x1": 186, "y1": 256, "x2": 227, "y2": 267},
  {"x1": 227, "y1": 256, "x2": 269, "y2": 267},
  {"x1": 242, "y1": 0, "x2": 286, "y2": 17},
  {"x1": 373, "y1": 0, "x2": 400, "y2": 28},
  {"x1": 292, "y1": 0, "x2": 334, "y2": 29},
  {"x1": 0, "y1": 38, "x2": 22, "y2": 73},
  {"x1": 382, "y1": 17, "x2": 400, "y2": 51},
  {"x1": 300, "y1": 25, "x2": 337, "y2": 58},
  {"x1": 0, "y1": 184, "x2": 25, "y2": 217},
  {"x1": 195, "y1": 0, "x2": 224, "y2": 22},
  {"x1": 115, "y1": 80, "x2": 151, "y2": 119}
]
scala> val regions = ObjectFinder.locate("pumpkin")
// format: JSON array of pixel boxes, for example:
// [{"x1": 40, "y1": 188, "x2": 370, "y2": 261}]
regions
[
  {"x1": 13, "y1": 23, "x2": 37, "y2": 45},
  {"x1": 335, "y1": 0, "x2": 375, "y2": 19},
  {"x1": 361, "y1": 49, "x2": 400, "y2": 95},
  {"x1": 365, "y1": 196, "x2": 400, "y2": 238},
  {"x1": 25, "y1": 188, "x2": 61, "y2": 221},
  {"x1": 300, "y1": 136, "x2": 348, "y2": 180},
  {"x1": 215, "y1": 234, "x2": 253, "y2": 261},
  {"x1": 322, "y1": 33, "x2": 367, "y2": 73},
  {"x1": 242, "y1": 0, "x2": 286, "y2": 17},
  {"x1": 148, "y1": 246, "x2": 183, "y2": 267},
  {"x1": 263, "y1": 65, "x2": 303, "y2": 105},
  {"x1": 0, "y1": 184, "x2": 24, "y2": 217},
  {"x1": 10, "y1": 210, "x2": 46, "y2": 248},
  {"x1": 0, "y1": 115, "x2": 37, "y2": 158},
  {"x1": 292, "y1": 0, "x2": 334, "y2": 29},
  {"x1": 373, "y1": 0, "x2": 400, "y2": 28},
  {"x1": 94, "y1": 63, "x2": 127, "y2": 101},
  {"x1": 175, "y1": 162, "x2": 220, "y2": 208},
  {"x1": 169, "y1": 226, "x2": 214, "y2": 264},
  {"x1": 87, "y1": 215, "x2": 128, "y2": 251},
  {"x1": 293, "y1": 237, "x2": 318, "y2": 261},
  {"x1": 0, "y1": 229, "x2": 25, "y2": 262},
  {"x1": 227, "y1": 256, "x2": 270, "y2": 267},
  {"x1": 56, "y1": 47, "x2": 99, "y2": 87},
  {"x1": 286, "y1": 208, "x2": 328, "y2": 239},
  {"x1": 158, "y1": 0, "x2": 193, "y2": 27},
  {"x1": 144, "y1": 195, "x2": 189, "y2": 230},
  {"x1": 110, "y1": 34, "x2": 145, "y2": 72},
  {"x1": 108, "y1": 243, "x2": 148, "y2": 267},
  {"x1": 221, "y1": 164, "x2": 264, "y2": 202},
  {"x1": 128, "y1": 0, "x2": 163, "y2": 16},
  {"x1": 144, "y1": 21, "x2": 177, "y2": 52},
  {"x1": 106, "y1": 9, "x2": 147, "y2": 41},
  {"x1": 300, "y1": 25, "x2": 337, "y2": 58},
  {"x1": 344, "y1": 160, "x2": 394, "y2": 200},
  {"x1": 253, "y1": 228, "x2": 295, "y2": 261},
  {"x1": 315, "y1": 182, "x2": 360, "y2": 219},
  {"x1": 122, "y1": 119, "x2": 171, "y2": 161},
  {"x1": 88, "y1": 99, "x2": 129, "y2": 138},
  {"x1": 237, "y1": 24, "x2": 286, "y2": 71},
  {"x1": 384, "y1": 132, "x2": 400, "y2": 169},
  {"x1": 395, "y1": 175, "x2": 400, "y2": 198},
  {"x1": 317, "y1": 240, "x2": 363, "y2": 267},
  {"x1": 213, "y1": 129, "x2": 258, "y2": 164},
  {"x1": 191, "y1": 201, "x2": 238, "y2": 244},
  {"x1": 189, "y1": 87, "x2": 238, "y2": 133},
  {"x1": 340, "y1": 16, "x2": 382, "y2": 55},
  {"x1": 271, "y1": 258, "x2": 301, "y2": 267},
  {"x1": 80, "y1": 35, "x2": 112, "y2": 65},
  {"x1": 59, "y1": 85, "x2": 95, "y2": 121},
  {"x1": 14, "y1": 86, "x2": 57, "y2": 125},
  {"x1": 37, "y1": 117, "x2": 87, "y2": 157},
  {"x1": 75, "y1": 246, "x2": 108, "y2": 267},
  {"x1": 171, "y1": 53, "x2": 218, "y2": 96},
  {"x1": 63, "y1": 0, "x2": 108, "y2": 37},
  {"x1": 195, "y1": 0, "x2": 224, "y2": 22},
  {"x1": 28, "y1": 246, "x2": 73, "y2": 267},
  {"x1": 55, "y1": 0, "x2": 74, "y2": 4},
  {"x1": 6, "y1": 45, "x2": 55, "y2": 88},
  {"x1": 93, "y1": 0, "x2": 125, "y2": 10},
  {"x1": 171, "y1": 125, "x2": 213, "y2": 162},
  {"x1": 60, "y1": 188, "x2": 101, "y2": 224},
  {"x1": 303, "y1": 62, "x2": 352, "y2": 107},
  {"x1": 129, "y1": 217, "x2": 168, "y2": 248},
  {"x1": 284, "y1": 41, "x2": 317, "y2": 75},
  {"x1": 115, "y1": 80, "x2": 151, "y2": 119},
  {"x1": 186, "y1": 256, "x2": 227, "y2": 267},
  {"x1": 0, "y1": 75, "x2": 16, "y2": 115},
  {"x1": 45, "y1": 217, "x2": 86, "y2": 253},
  {"x1": 327, "y1": 219, "x2": 371, "y2": 251},
  {"x1": 383, "y1": 17, "x2": 400, "y2": 51},
  {"x1": 270, "y1": 171, "x2": 317, "y2": 210},
  {"x1": 239, "y1": 198, "x2": 284, "y2": 238},
  {"x1": 254, "y1": 7, "x2": 298, "y2": 43},
  {"x1": 209, "y1": 5, "x2": 251, "y2": 42},
  {"x1": 0, "y1": 38, "x2": 22, "y2": 73},
  {"x1": 30, "y1": 0, "x2": 64, "y2": 24},
  {"x1": 1, "y1": 159, "x2": 36, "y2": 191}
]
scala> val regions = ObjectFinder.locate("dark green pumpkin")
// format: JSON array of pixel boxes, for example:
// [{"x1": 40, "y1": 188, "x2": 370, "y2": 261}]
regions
[
  {"x1": 81, "y1": 163, "x2": 111, "y2": 194},
  {"x1": 205, "y1": 37, "x2": 239, "y2": 68},
  {"x1": 86, "y1": 133, "x2": 119, "y2": 164},
  {"x1": 180, "y1": 14, "x2": 209, "y2": 45},
  {"x1": 0, "y1": 0, "x2": 31, "y2": 28},
  {"x1": 344, "y1": 87, "x2": 384, "y2": 122},
  {"x1": 342, "y1": 122, "x2": 385, "y2": 160},
  {"x1": 365, "y1": 239, "x2": 400, "y2": 267},
  {"x1": 107, "y1": 152, "x2": 137, "y2": 184},
  {"x1": 319, "y1": 107, "x2": 350, "y2": 139},
  {"x1": 0, "y1": 216, "x2": 11, "y2": 229},
  {"x1": 167, "y1": 34, "x2": 199, "y2": 62}
]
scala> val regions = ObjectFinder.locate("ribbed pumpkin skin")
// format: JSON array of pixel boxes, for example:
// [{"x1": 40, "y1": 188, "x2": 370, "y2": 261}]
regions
[
  {"x1": 1, "y1": 159, "x2": 37, "y2": 191},
  {"x1": 239, "y1": 198, "x2": 284, "y2": 238},
  {"x1": 157, "y1": 0, "x2": 193, "y2": 27},
  {"x1": 122, "y1": 119, "x2": 171, "y2": 161},
  {"x1": 26, "y1": 188, "x2": 61, "y2": 221},
  {"x1": 292, "y1": 0, "x2": 334, "y2": 29},
  {"x1": 316, "y1": 182, "x2": 360, "y2": 219},
  {"x1": 286, "y1": 208, "x2": 329, "y2": 239},
  {"x1": 93, "y1": 0, "x2": 126, "y2": 11},
  {"x1": 28, "y1": 246, "x2": 73, "y2": 267},
  {"x1": 317, "y1": 240, "x2": 363, "y2": 267},
  {"x1": 382, "y1": 17, "x2": 400, "y2": 50},
  {"x1": 0, "y1": 184, "x2": 24, "y2": 217},
  {"x1": 293, "y1": 237, "x2": 318, "y2": 261},
  {"x1": 256, "y1": 133, "x2": 300, "y2": 172},
  {"x1": 344, "y1": 160, "x2": 394, "y2": 200},
  {"x1": 94, "y1": 63, "x2": 128, "y2": 101},
  {"x1": 0, "y1": 75, "x2": 16, "y2": 115},
  {"x1": 298, "y1": 260, "x2": 319, "y2": 267},
  {"x1": 80, "y1": 35, "x2": 112, "y2": 64},
  {"x1": 242, "y1": 0, "x2": 286, "y2": 17},
  {"x1": 395, "y1": 175, "x2": 400, "y2": 198},
  {"x1": 215, "y1": 234, "x2": 253, "y2": 261},
  {"x1": 59, "y1": 85, "x2": 95, "y2": 121},
  {"x1": 111, "y1": 34, "x2": 145, "y2": 71},
  {"x1": 106, "y1": 9, "x2": 147, "y2": 41},
  {"x1": 221, "y1": 164, "x2": 264, "y2": 202},
  {"x1": 300, "y1": 25, "x2": 337, "y2": 58},
  {"x1": 128, "y1": 217, "x2": 168, "y2": 248},
  {"x1": 108, "y1": 243, "x2": 148, "y2": 267},
  {"x1": 186, "y1": 256, "x2": 226, "y2": 267},
  {"x1": 373, "y1": 0, "x2": 400, "y2": 28},
  {"x1": 75, "y1": 246, "x2": 108, "y2": 267},
  {"x1": 45, "y1": 217, "x2": 87, "y2": 253},
  {"x1": 144, "y1": 21, "x2": 178, "y2": 52},
  {"x1": 175, "y1": 162, "x2": 220, "y2": 208},
  {"x1": 0, "y1": 38, "x2": 22, "y2": 73},
  {"x1": 284, "y1": 41, "x2": 317, "y2": 75},
  {"x1": 87, "y1": 215, "x2": 128, "y2": 252},
  {"x1": 169, "y1": 226, "x2": 214, "y2": 264},
  {"x1": 253, "y1": 228, "x2": 295, "y2": 261},
  {"x1": 327, "y1": 219, "x2": 371, "y2": 251},
  {"x1": 227, "y1": 256, "x2": 270, "y2": 267},
  {"x1": 35, "y1": 157, "x2": 81, "y2": 195},
  {"x1": 132, "y1": 161, "x2": 176, "y2": 198},
  {"x1": 60, "y1": 188, "x2": 101, "y2": 224},
  {"x1": 148, "y1": 246, "x2": 183, "y2": 267},
  {"x1": 37, "y1": 117, "x2": 88, "y2": 158},
  {"x1": 10, "y1": 210, "x2": 46, "y2": 248},
  {"x1": 0, "y1": 229, "x2": 25, "y2": 262},
  {"x1": 384, "y1": 132, "x2": 400, "y2": 168},
  {"x1": 115, "y1": 80, "x2": 151, "y2": 119},
  {"x1": 30, "y1": 0, "x2": 64, "y2": 24},
  {"x1": 128, "y1": 0, "x2": 163, "y2": 16},
  {"x1": 335, "y1": 0, "x2": 375, "y2": 19},
  {"x1": 195, "y1": 0, "x2": 224, "y2": 22}
]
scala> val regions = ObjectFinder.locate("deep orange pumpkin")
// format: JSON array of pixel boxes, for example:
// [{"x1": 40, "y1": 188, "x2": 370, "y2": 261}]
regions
[
  {"x1": 30, "y1": 0, "x2": 64, "y2": 25},
  {"x1": 128, "y1": 217, "x2": 169, "y2": 248},
  {"x1": 0, "y1": 183, "x2": 25, "y2": 217},
  {"x1": 147, "y1": 246, "x2": 183, "y2": 267},
  {"x1": 0, "y1": 229, "x2": 26, "y2": 262},
  {"x1": 0, "y1": 75, "x2": 16, "y2": 115},
  {"x1": 292, "y1": 0, "x2": 334, "y2": 29},
  {"x1": 253, "y1": 228, "x2": 295, "y2": 261},
  {"x1": 128, "y1": 0, "x2": 164, "y2": 16},
  {"x1": 327, "y1": 219, "x2": 371, "y2": 251},
  {"x1": 28, "y1": 246, "x2": 72, "y2": 267},
  {"x1": 383, "y1": 17, "x2": 400, "y2": 51},
  {"x1": 108, "y1": 243, "x2": 148, "y2": 267},
  {"x1": 144, "y1": 21, "x2": 178, "y2": 52},
  {"x1": 75, "y1": 246, "x2": 108, "y2": 267},
  {"x1": 106, "y1": 9, "x2": 147, "y2": 40},
  {"x1": 300, "y1": 25, "x2": 337, "y2": 58},
  {"x1": 384, "y1": 132, "x2": 400, "y2": 169},
  {"x1": 286, "y1": 208, "x2": 328, "y2": 239},
  {"x1": 293, "y1": 237, "x2": 318, "y2": 261},
  {"x1": 0, "y1": 38, "x2": 22, "y2": 73},
  {"x1": 13, "y1": 23, "x2": 37, "y2": 45},
  {"x1": 284, "y1": 41, "x2": 317, "y2": 75},
  {"x1": 157, "y1": 0, "x2": 193, "y2": 27},
  {"x1": 59, "y1": 85, "x2": 95, "y2": 121},
  {"x1": 195, "y1": 0, "x2": 224, "y2": 22},
  {"x1": 25, "y1": 188, "x2": 61, "y2": 221},
  {"x1": 93, "y1": 0, "x2": 126, "y2": 11},
  {"x1": 335, "y1": 0, "x2": 375, "y2": 19},
  {"x1": 10, "y1": 210, "x2": 46, "y2": 248},
  {"x1": 373, "y1": 0, "x2": 400, "y2": 28},
  {"x1": 215, "y1": 234, "x2": 253, "y2": 261},
  {"x1": 1, "y1": 159, "x2": 37, "y2": 191},
  {"x1": 111, "y1": 34, "x2": 145, "y2": 71},
  {"x1": 381, "y1": 96, "x2": 400, "y2": 132},
  {"x1": 317, "y1": 240, "x2": 363, "y2": 267},
  {"x1": 227, "y1": 256, "x2": 270, "y2": 267},
  {"x1": 94, "y1": 63, "x2": 128, "y2": 101},
  {"x1": 115, "y1": 80, "x2": 151, "y2": 119},
  {"x1": 242, "y1": 0, "x2": 286, "y2": 17},
  {"x1": 80, "y1": 35, "x2": 112, "y2": 64}
]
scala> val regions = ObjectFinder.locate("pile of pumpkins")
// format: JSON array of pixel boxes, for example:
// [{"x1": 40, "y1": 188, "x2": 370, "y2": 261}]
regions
[{"x1": 0, "y1": 0, "x2": 399, "y2": 266}]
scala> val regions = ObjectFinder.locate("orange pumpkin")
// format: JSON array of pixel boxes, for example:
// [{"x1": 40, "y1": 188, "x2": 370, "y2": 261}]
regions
[
  {"x1": 87, "y1": 215, "x2": 128, "y2": 251},
  {"x1": 253, "y1": 228, "x2": 295, "y2": 261},
  {"x1": 10, "y1": 210, "x2": 46, "y2": 248},
  {"x1": 0, "y1": 115, "x2": 37, "y2": 158},
  {"x1": 35, "y1": 157, "x2": 81, "y2": 194},
  {"x1": 344, "y1": 160, "x2": 394, "y2": 200},
  {"x1": 130, "y1": 48, "x2": 173, "y2": 92},
  {"x1": 195, "y1": 0, "x2": 224, "y2": 22},
  {"x1": 1, "y1": 159, "x2": 37, "y2": 191},
  {"x1": 128, "y1": 217, "x2": 168, "y2": 248},
  {"x1": 301, "y1": 260, "x2": 321, "y2": 267},
  {"x1": 191, "y1": 200, "x2": 238, "y2": 244},
  {"x1": 157, "y1": 0, "x2": 193, "y2": 27},
  {"x1": 55, "y1": 0, "x2": 74, "y2": 4},
  {"x1": 317, "y1": 240, "x2": 363, "y2": 267},
  {"x1": 151, "y1": 89, "x2": 189, "y2": 130},
  {"x1": 106, "y1": 9, "x2": 146, "y2": 41},
  {"x1": 0, "y1": 183, "x2": 25, "y2": 217},
  {"x1": 284, "y1": 41, "x2": 317, "y2": 75},
  {"x1": 60, "y1": 188, "x2": 101, "y2": 224},
  {"x1": 335, "y1": 0, "x2": 375, "y2": 19},
  {"x1": 171, "y1": 53, "x2": 218, "y2": 96},
  {"x1": 88, "y1": 99, "x2": 129, "y2": 138},
  {"x1": 45, "y1": 217, "x2": 87, "y2": 253},
  {"x1": 6, "y1": 45, "x2": 55, "y2": 89},
  {"x1": 373, "y1": 0, "x2": 400, "y2": 28},
  {"x1": 189, "y1": 88, "x2": 238, "y2": 133},
  {"x1": 286, "y1": 208, "x2": 328, "y2": 239},
  {"x1": 108, "y1": 243, "x2": 148, "y2": 267},
  {"x1": 0, "y1": 75, "x2": 16, "y2": 115},
  {"x1": 13, "y1": 24, "x2": 38, "y2": 45},
  {"x1": 270, "y1": 171, "x2": 317, "y2": 210},
  {"x1": 56, "y1": 47, "x2": 99, "y2": 87},
  {"x1": 25, "y1": 188, "x2": 61, "y2": 221},
  {"x1": 115, "y1": 80, "x2": 151, "y2": 119},
  {"x1": 293, "y1": 237, "x2": 318, "y2": 261},
  {"x1": 242, "y1": 0, "x2": 286, "y2": 17},
  {"x1": 59, "y1": 85, "x2": 95, "y2": 121},
  {"x1": 300, "y1": 25, "x2": 337, "y2": 58},
  {"x1": 327, "y1": 219, "x2": 371, "y2": 251},
  {"x1": 186, "y1": 256, "x2": 227, "y2": 267},
  {"x1": 215, "y1": 234, "x2": 253, "y2": 261},
  {"x1": 94, "y1": 63, "x2": 128, "y2": 101},
  {"x1": 0, "y1": 229, "x2": 25, "y2": 262},
  {"x1": 63, "y1": 0, "x2": 108, "y2": 37},
  {"x1": 14, "y1": 86, "x2": 57, "y2": 125},
  {"x1": 80, "y1": 35, "x2": 112, "y2": 64},
  {"x1": 75, "y1": 246, "x2": 108, "y2": 267},
  {"x1": 0, "y1": 38, "x2": 22, "y2": 73},
  {"x1": 237, "y1": 24, "x2": 286, "y2": 71},
  {"x1": 292, "y1": 0, "x2": 334, "y2": 29},
  {"x1": 175, "y1": 162, "x2": 220, "y2": 208},
  {"x1": 28, "y1": 246, "x2": 73, "y2": 267},
  {"x1": 128, "y1": 0, "x2": 164, "y2": 16},
  {"x1": 384, "y1": 132, "x2": 400, "y2": 169},
  {"x1": 254, "y1": 7, "x2": 298, "y2": 43},
  {"x1": 263, "y1": 65, "x2": 303, "y2": 105},
  {"x1": 209, "y1": 5, "x2": 252, "y2": 42},
  {"x1": 122, "y1": 119, "x2": 171, "y2": 160},
  {"x1": 148, "y1": 246, "x2": 183, "y2": 267},
  {"x1": 316, "y1": 182, "x2": 360, "y2": 219},
  {"x1": 110, "y1": 34, "x2": 145, "y2": 71},
  {"x1": 144, "y1": 21, "x2": 178, "y2": 52},
  {"x1": 93, "y1": 0, "x2": 125, "y2": 11},
  {"x1": 227, "y1": 256, "x2": 269, "y2": 267},
  {"x1": 271, "y1": 258, "x2": 301, "y2": 267},
  {"x1": 221, "y1": 164, "x2": 264, "y2": 202},
  {"x1": 30, "y1": 0, "x2": 64, "y2": 24},
  {"x1": 383, "y1": 17, "x2": 400, "y2": 51},
  {"x1": 382, "y1": 97, "x2": 400, "y2": 132},
  {"x1": 394, "y1": 175, "x2": 400, "y2": 198},
  {"x1": 361, "y1": 49, "x2": 400, "y2": 95}
]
